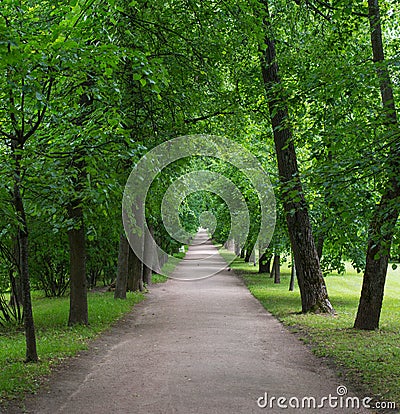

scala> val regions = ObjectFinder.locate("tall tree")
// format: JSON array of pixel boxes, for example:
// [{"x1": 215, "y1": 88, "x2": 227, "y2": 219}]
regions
[
  {"x1": 114, "y1": 234, "x2": 129, "y2": 299},
  {"x1": 0, "y1": 1, "x2": 60, "y2": 361},
  {"x1": 354, "y1": 0, "x2": 399, "y2": 330},
  {"x1": 259, "y1": 0, "x2": 334, "y2": 313},
  {"x1": 67, "y1": 81, "x2": 94, "y2": 326},
  {"x1": 67, "y1": 154, "x2": 88, "y2": 326}
]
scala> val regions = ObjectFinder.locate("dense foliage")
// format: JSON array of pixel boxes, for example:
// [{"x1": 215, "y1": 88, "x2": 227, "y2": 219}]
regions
[{"x1": 0, "y1": 0, "x2": 398, "y2": 353}]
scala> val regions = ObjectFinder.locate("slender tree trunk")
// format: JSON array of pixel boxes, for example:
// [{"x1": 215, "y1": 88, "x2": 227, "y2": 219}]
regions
[
  {"x1": 273, "y1": 254, "x2": 280, "y2": 284},
  {"x1": 316, "y1": 234, "x2": 324, "y2": 260},
  {"x1": 250, "y1": 249, "x2": 256, "y2": 265},
  {"x1": 354, "y1": 0, "x2": 399, "y2": 330},
  {"x1": 289, "y1": 256, "x2": 296, "y2": 292},
  {"x1": 270, "y1": 255, "x2": 275, "y2": 278},
  {"x1": 13, "y1": 180, "x2": 37, "y2": 361},
  {"x1": 114, "y1": 233, "x2": 129, "y2": 299},
  {"x1": 67, "y1": 203, "x2": 88, "y2": 326},
  {"x1": 240, "y1": 248, "x2": 245, "y2": 259},
  {"x1": 12, "y1": 141, "x2": 38, "y2": 362},
  {"x1": 234, "y1": 241, "x2": 241, "y2": 256},
  {"x1": 259, "y1": 251, "x2": 272, "y2": 273},
  {"x1": 244, "y1": 238, "x2": 256, "y2": 263},
  {"x1": 142, "y1": 225, "x2": 154, "y2": 286},
  {"x1": 9, "y1": 239, "x2": 23, "y2": 313},
  {"x1": 9, "y1": 271, "x2": 22, "y2": 323},
  {"x1": 260, "y1": 0, "x2": 334, "y2": 314},
  {"x1": 19, "y1": 228, "x2": 37, "y2": 362}
]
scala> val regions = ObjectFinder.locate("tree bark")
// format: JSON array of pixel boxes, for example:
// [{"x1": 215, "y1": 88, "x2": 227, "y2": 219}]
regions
[
  {"x1": 259, "y1": 250, "x2": 272, "y2": 273},
  {"x1": 9, "y1": 239, "x2": 23, "y2": 316},
  {"x1": 142, "y1": 225, "x2": 154, "y2": 286},
  {"x1": 142, "y1": 264, "x2": 152, "y2": 286},
  {"x1": 260, "y1": 0, "x2": 334, "y2": 314},
  {"x1": 244, "y1": 237, "x2": 256, "y2": 263},
  {"x1": 12, "y1": 140, "x2": 38, "y2": 362},
  {"x1": 12, "y1": 151, "x2": 38, "y2": 361},
  {"x1": 316, "y1": 234, "x2": 324, "y2": 260},
  {"x1": 127, "y1": 247, "x2": 143, "y2": 292},
  {"x1": 273, "y1": 254, "x2": 280, "y2": 284},
  {"x1": 67, "y1": 203, "x2": 88, "y2": 326},
  {"x1": 270, "y1": 255, "x2": 275, "y2": 278},
  {"x1": 66, "y1": 79, "x2": 93, "y2": 325},
  {"x1": 234, "y1": 241, "x2": 241, "y2": 256},
  {"x1": 354, "y1": 0, "x2": 399, "y2": 330},
  {"x1": 289, "y1": 256, "x2": 296, "y2": 292},
  {"x1": 114, "y1": 233, "x2": 129, "y2": 299}
]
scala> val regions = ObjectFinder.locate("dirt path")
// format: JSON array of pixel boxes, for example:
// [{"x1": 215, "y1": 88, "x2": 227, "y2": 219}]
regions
[{"x1": 7, "y1": 230, "x2": 371, "y2": 413}]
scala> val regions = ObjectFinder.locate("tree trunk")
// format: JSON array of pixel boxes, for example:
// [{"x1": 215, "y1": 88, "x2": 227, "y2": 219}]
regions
[
  {"x1": 158, "y1": 252, "x2": 167, "y2": 269},
  {"x1": 142, "y1": 264, "x2": 152, "y2": 286},
  {"x1": 19, "y1": 229, "x2": 38, "y2": 362},
  {"x1": 244, "y1": 237, "x2": 256, "y2": 263},
  {"x1": 270, "y1": 255, "x2": 275, "y2": 278},
  {"x1": 316, "y1": 234, "x2": 324, "y2": 260},
  {"x1": 289, "y1": 256, "x2": 296, "y2": 292},
  {"x1": 66, "y1": 81, "x2": 92, "y2": 325},
  {"x1": 240, "y1": 248, "x2": 245, "y2": 259},
  {"x1": 142, "y1": 225, "x2": 154, "y2": 286},
  {"x1": 250, "y1": 249, "x2": 256, "y2": 265},
  {"x1": 234, "y1": 241, "x2": 241, "y2": 256},
  {"x1": 15, "y1": 192, "x2": 38, "y2": 361},
  {"x1": 354, "y1": 204, "x2": 398, "y2": 330},
  {"x1": 260, "y1": 0, "x2": 334, "y2": 314},
  {"x1": 9, "y1": 270, "x2": 23, "y2": 323},
  {"x1": 67, "y1": 203, "x2": 88, "y2": 326},
  {"x1": 114, "y1": 233, "x2": 129, "y2": 299},
  {"x1": 354, "y1": 0, "x2": 399, "y2": 330},
  {"x1": 127, "y1": 247, "x2": 143, "y2": 292},
  {"x1": 259, "y1": 251, "x2": 272, "y2": 273},
  {"x1": 12, "y1": 141, "x2": 38, "y2": 362},
  {"x1": 273, "y1": 254, "x2": 280, "y2": 284},
  {"x1": 9, "y1": 239, "x2": 23, "y2": 310}
]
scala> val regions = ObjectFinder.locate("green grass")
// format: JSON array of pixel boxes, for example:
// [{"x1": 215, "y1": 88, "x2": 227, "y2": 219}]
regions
[
  {"x1": 221, "y1": 249, "x2": 400, "y2": 406},
  {"x1": 1, "y1": 245, "x2": 187, "y2": 404},
  {"x1": 151, "y1": 273, "x2": 169, "y2": 283},
  {"x1": 0, "y1": 290, "x2": 144, "y2": 404},
  {"x1": 151, "y1": 249, "x2": 188, "y2": 284}
]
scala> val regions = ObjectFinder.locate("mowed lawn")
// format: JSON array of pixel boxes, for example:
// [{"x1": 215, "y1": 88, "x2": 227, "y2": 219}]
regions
[{"x1": 222, "y1": 251, "x2": 400, "y2": 406}]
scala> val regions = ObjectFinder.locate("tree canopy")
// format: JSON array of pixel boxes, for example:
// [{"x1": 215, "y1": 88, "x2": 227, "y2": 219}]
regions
[{"x1": 0, "y1": 0, "x2": 398, "y2": 360}]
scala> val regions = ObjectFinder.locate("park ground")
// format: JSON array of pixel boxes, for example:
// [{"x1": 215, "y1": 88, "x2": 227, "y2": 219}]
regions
[
  {"x1": 220, "y1": 248, "x2": 400, "y2": 410},
  {"x1": 0, "y1": 232, "x2": 398, "y2": 413}
]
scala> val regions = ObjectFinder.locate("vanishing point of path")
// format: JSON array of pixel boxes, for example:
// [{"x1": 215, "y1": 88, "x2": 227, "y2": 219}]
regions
[{"x1": 9, "y1": 231, "x2": 370, "y2": 414}]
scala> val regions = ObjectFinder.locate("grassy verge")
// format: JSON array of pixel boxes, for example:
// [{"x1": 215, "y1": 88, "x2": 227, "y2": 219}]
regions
[
  {"x1": 220, "y1": 249, "x2": 400, "y2": 406},
  {"x1": 151, "y1": 248, "x2": 188, "y2": 284},
  {"x1": 0, "y1": 290, "x2": 144, "y2": 405}
]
